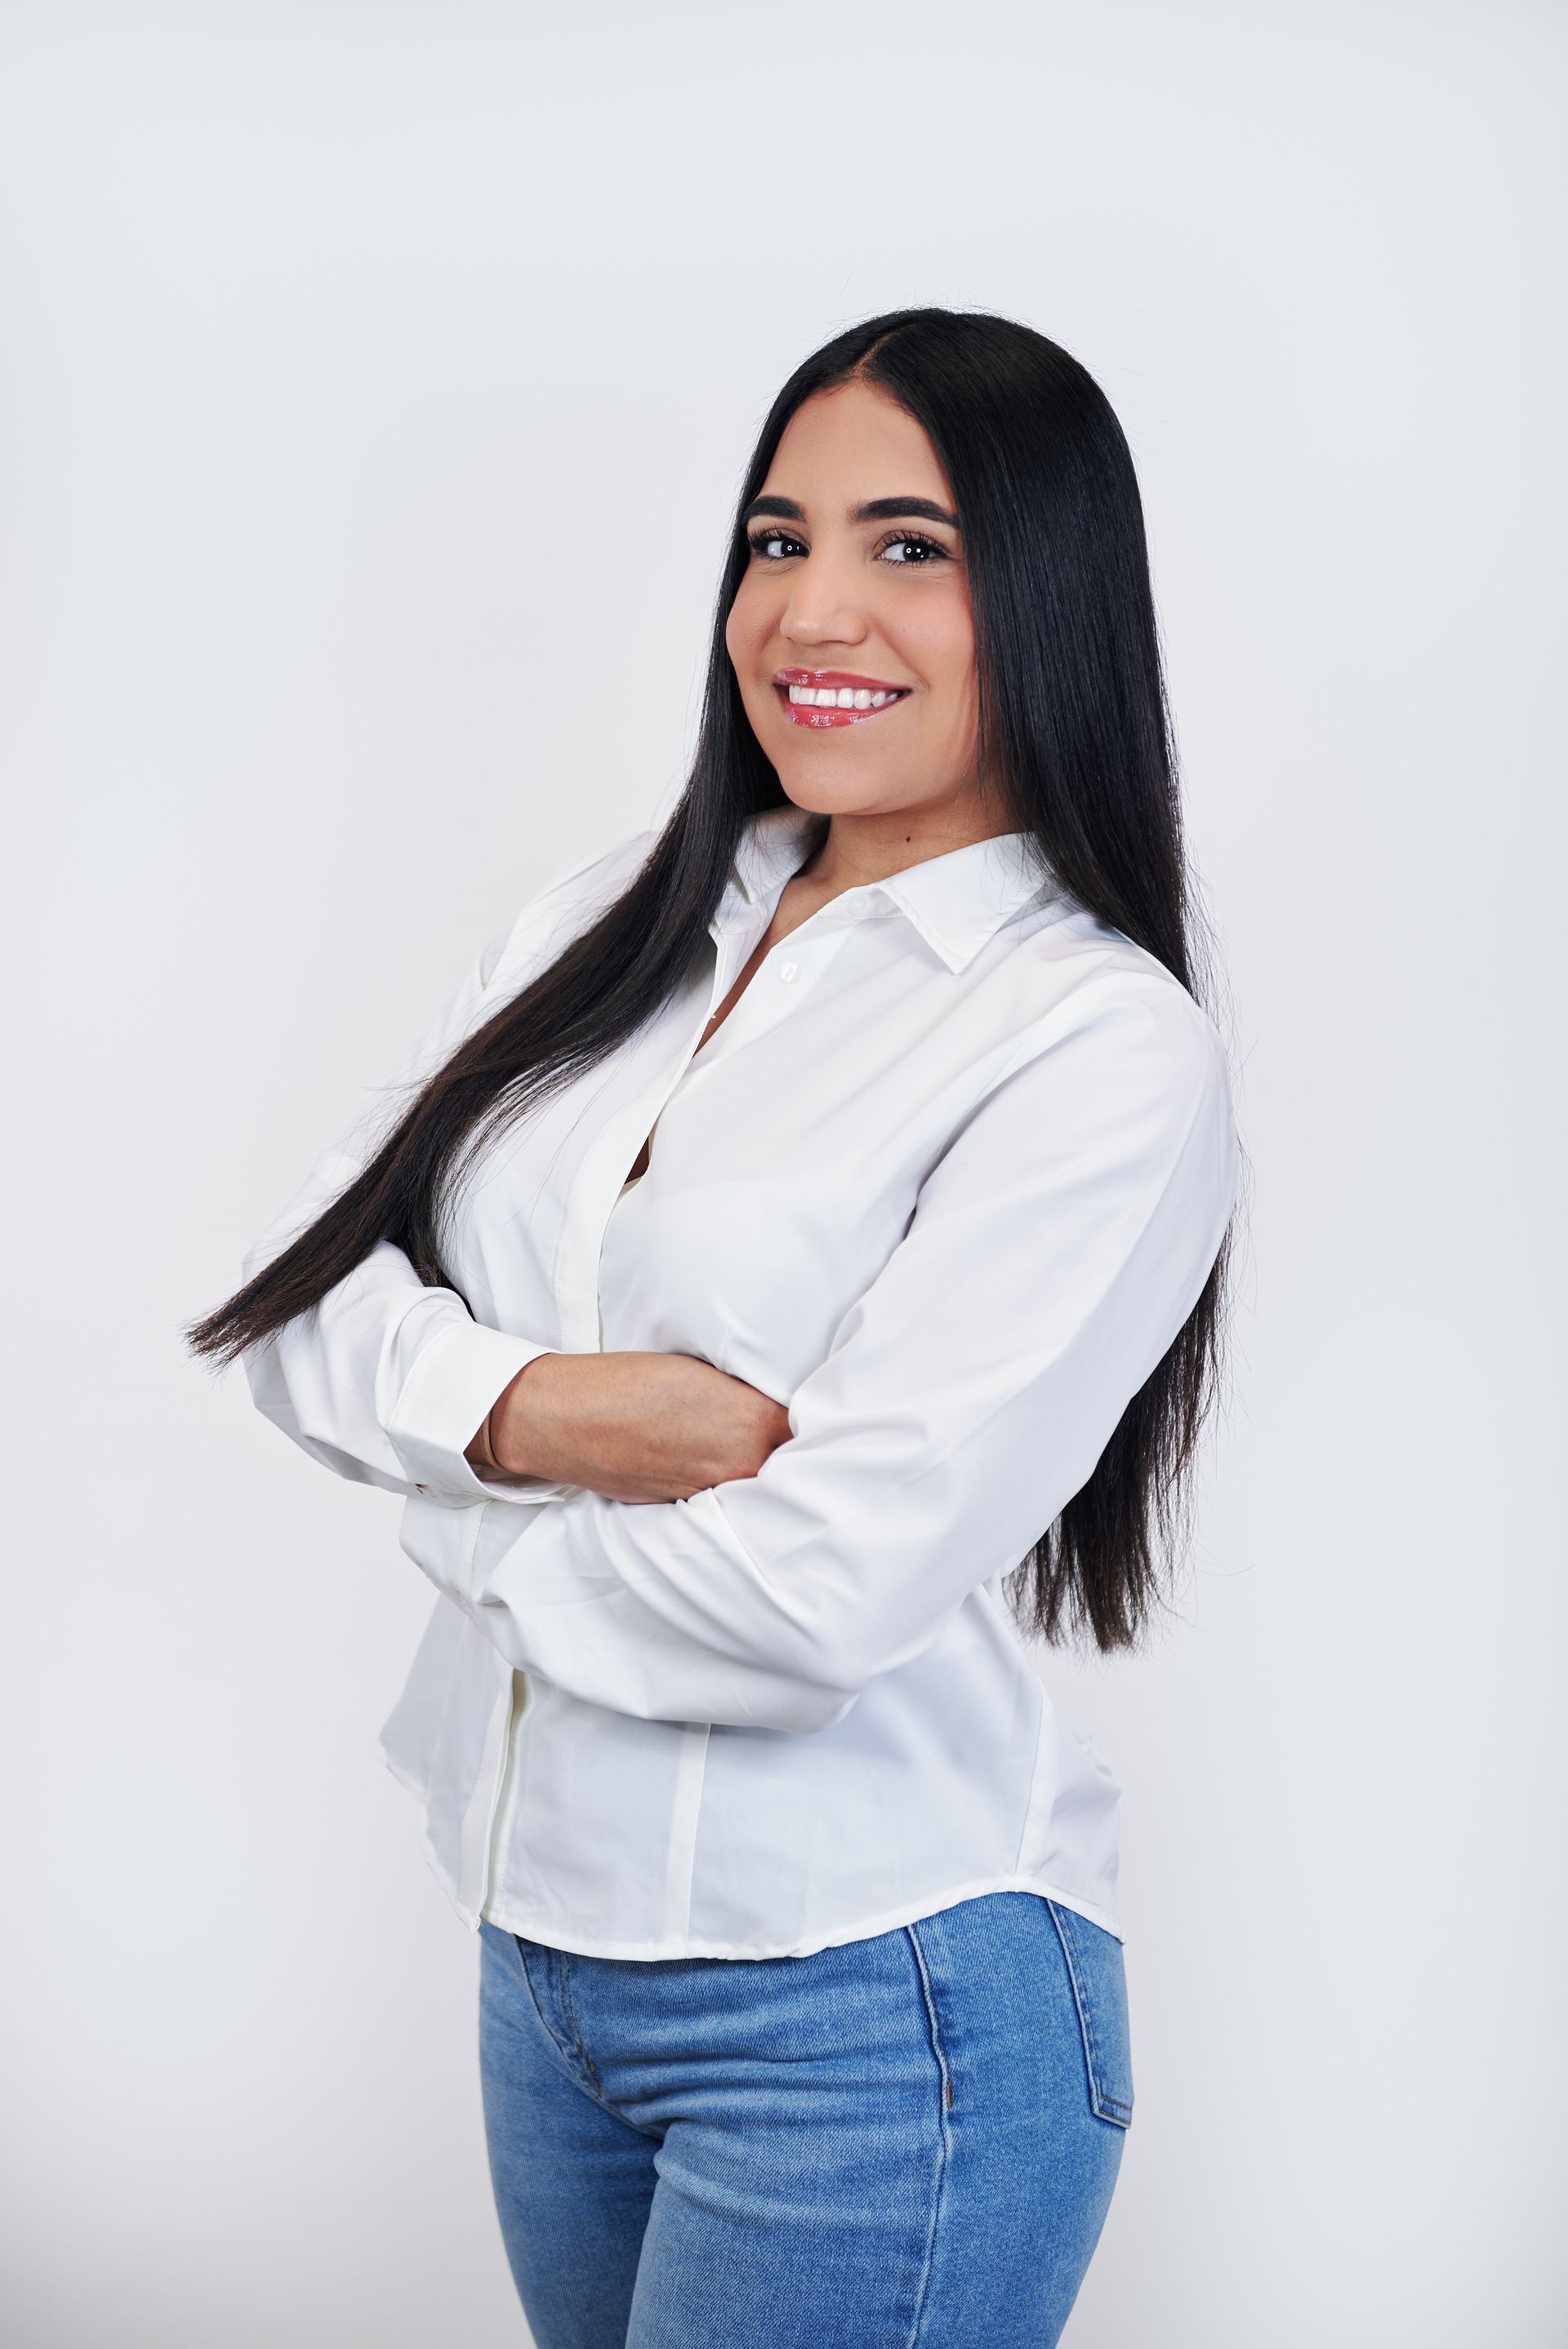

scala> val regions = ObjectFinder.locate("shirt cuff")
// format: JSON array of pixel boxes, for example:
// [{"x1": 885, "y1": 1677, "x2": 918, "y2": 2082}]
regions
[{"x1": 385, "y1": 1317, "x2": 559, "y2": 1501}]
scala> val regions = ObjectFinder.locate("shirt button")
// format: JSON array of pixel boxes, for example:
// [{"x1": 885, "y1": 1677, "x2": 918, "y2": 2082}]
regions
[{"x1": 778, "y1": 960, "x2": 798, "y2": 983}]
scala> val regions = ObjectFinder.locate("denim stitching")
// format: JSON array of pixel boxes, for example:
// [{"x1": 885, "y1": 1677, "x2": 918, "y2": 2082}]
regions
[
  {"x1": 1045, "y1": 1902, "x2": 1132, "y2": 2127},
  {"x1": 506, "y1": 1935, "x2": 657, "y2": 2137},
  {"x1": 902, "y1": 1921, "x2": 954, "y2": 2346},
  {"x1": 506, "y1": 1934, "x2": 588, "y2": 2089},
  {"x1": 1058, "y1": 1906, "x2": 1132, "y2": 2123},
  {"x1": 509, "y1": 1937, "x2": 595, "y2": 2095},
  {"x1": 557, "y1": 1950, "x2": 604, "y2": 2100}
]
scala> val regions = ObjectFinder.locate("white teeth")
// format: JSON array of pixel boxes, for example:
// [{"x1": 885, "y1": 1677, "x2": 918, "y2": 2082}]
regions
[{"x1": 782, "y1": 682, "x2": 902, "y2": 709}]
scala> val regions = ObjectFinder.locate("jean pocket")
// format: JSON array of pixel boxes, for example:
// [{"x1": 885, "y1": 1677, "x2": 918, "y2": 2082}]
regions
[{"x1": 1046, "y1": 1900, "x2": 1134, "y2": 2129}]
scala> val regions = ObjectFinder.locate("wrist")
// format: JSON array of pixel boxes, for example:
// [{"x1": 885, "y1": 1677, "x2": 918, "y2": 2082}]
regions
[
  {"x1": 463, "y1": 1406, "x2": 499, "y2": 1476},
  {"x1": 488, "y1": 1353, "x2": 558, "y2": 1478}
]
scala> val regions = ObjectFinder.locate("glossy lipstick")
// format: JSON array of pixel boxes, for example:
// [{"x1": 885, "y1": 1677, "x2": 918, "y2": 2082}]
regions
[{"x1": 773, "y1": 667, "x2": 911, "y2": 729}]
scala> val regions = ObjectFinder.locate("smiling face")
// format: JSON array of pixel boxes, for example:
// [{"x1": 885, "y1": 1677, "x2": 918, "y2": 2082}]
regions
[{"x1": 724, "y1": 378, "x2": 996, "y2": 827}]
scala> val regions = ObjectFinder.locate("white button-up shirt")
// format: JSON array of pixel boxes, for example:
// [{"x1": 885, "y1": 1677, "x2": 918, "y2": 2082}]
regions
[{"x1": 243, "y1": 804, "x2": 1240, "y2": 1959}]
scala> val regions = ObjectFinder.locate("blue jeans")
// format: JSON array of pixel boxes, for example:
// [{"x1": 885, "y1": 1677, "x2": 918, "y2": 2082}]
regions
[{"x1": 477, "y1": 1889, "x2": 1131, "y2": 2347}]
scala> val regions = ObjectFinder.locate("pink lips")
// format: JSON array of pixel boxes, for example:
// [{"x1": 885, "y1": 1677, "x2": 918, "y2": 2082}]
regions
[{"x1": 773, "y1": 667, "x2": 911, "y2": 729}]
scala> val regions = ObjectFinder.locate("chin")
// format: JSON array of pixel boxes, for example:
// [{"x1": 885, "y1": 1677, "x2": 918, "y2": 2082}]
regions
[{"x1": 768, "y1": 753, "x2": 906, "y2": 817}]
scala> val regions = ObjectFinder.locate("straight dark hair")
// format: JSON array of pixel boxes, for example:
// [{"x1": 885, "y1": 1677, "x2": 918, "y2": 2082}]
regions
[{"x1": 189, "y1": 305, "x2": 1236, "y2": 1654}]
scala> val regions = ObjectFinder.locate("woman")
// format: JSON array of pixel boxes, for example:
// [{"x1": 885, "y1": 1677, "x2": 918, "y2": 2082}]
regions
[{"x1": 190, "y1": 307, "x2": 1241, "y2": 2347}]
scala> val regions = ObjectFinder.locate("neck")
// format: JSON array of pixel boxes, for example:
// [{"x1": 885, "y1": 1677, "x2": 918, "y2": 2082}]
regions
[{"x1": 792, "y1": 788, "x2": 1017, "y2": 898}]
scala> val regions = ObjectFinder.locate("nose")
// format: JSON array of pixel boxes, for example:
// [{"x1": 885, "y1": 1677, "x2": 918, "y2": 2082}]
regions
[{"x1": 777, "y1": 547, "x2": 869, "y2": 653}]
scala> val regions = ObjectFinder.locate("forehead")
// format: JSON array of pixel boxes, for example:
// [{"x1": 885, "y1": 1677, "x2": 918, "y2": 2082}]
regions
[{"x1": 761, "y1": 381, "x2": 952, "y2": 508}]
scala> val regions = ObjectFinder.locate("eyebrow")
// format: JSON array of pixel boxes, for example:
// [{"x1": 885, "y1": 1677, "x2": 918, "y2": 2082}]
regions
[{"x1": 742, "y1": 493, "x2": 959, "y2": 529}]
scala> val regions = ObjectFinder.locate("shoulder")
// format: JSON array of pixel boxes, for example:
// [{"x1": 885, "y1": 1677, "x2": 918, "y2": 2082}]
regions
[
  {"x1": 1002, "y1": 902, "x2": 1234, "y2": 1125},
  {"x1": 478, "y1": 824, "x2": 662, "y2": 992}
]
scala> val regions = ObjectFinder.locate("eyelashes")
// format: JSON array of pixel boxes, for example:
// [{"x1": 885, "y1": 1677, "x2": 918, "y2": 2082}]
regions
[
  {"x1": 744, "y1": 529, "x2": 805, "y2": 561},
  {"x1": 744, "y1": 528, "x2": 953, "y2": 567}
]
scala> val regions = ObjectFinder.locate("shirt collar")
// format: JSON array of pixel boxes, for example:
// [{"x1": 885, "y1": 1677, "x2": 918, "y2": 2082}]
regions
[{"x1": 726, "y1": 801, "x2": 1061, "y2": 974}]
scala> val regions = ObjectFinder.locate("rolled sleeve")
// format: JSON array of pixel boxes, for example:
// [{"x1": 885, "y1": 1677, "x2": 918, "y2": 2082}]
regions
[
  {"x1": 383, "y1": 1303, "x2": 559, "y2": 1500},
  {"x1": 243, "y1": 1237, "x2": 559, "y2": 1504}
]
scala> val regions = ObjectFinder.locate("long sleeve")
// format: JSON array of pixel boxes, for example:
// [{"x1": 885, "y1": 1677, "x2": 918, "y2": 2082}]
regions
[
  {"x1": 398, "y1": 969, "x2": 1241, "y2": 1732},
  {"x1": 241, "y1": 832, "x2": 651, "y2": 1504}
]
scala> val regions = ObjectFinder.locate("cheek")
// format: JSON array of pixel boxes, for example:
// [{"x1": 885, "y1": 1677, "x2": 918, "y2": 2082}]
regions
[
  {"x1": 894, "y1": 589, "x2": 978, "y2": 727},
  {"x1": 725, "y1": 573, "x2": 773, "y2": 668},
  {"x1": 933, "y1": 593, "x2": 978, "y2": 691}
]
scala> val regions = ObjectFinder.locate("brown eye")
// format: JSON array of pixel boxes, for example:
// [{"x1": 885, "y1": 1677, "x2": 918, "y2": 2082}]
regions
[
  {"x1": 878, "y1": 533, "x2": 948, "y2": 566},
  {"x1": 747, "y1": 531, "x2": 807, "y2": 561}
]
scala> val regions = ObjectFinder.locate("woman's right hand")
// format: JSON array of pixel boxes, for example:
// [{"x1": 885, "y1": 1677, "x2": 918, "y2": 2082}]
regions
[{"x1": 477, "y1": 1351, "x2": 794, "y2": 1504}]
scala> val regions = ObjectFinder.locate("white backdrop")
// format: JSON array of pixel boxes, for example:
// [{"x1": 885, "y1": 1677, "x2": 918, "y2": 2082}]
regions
[{"x1": 2, "y1": 5, "x2": 1563, "y2": 2343}]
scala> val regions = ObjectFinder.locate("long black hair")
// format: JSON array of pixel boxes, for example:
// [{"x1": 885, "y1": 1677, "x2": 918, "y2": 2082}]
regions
[{"x1": 189, "y1": 305, "x2": 1236, "y2": 1654}]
